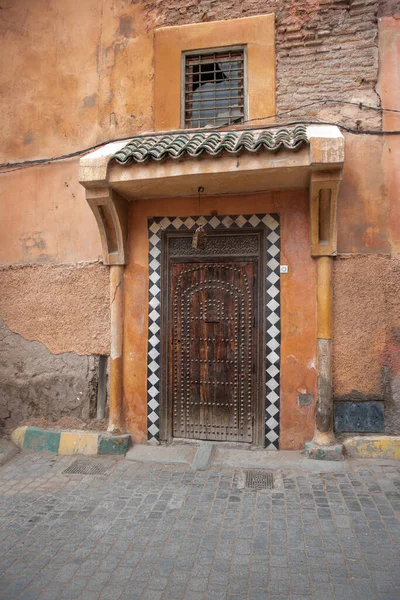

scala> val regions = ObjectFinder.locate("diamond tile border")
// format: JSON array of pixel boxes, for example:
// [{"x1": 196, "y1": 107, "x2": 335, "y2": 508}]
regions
[{"x1": 147, "y1": 214, "x2": 280, "y2": 449}]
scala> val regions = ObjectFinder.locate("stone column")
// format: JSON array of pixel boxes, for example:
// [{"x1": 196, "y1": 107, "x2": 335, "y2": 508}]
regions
[
  {"x1": 305, "y1": 256, "x2": 342, "y2": 459},
  {"x1": 306, "y1": 172, "x2": 343, "y2": 460},
  {"x1": 108, "y1": 265, "x2": 125, "y2": 434},
  {"x1": 314, "y1": 256, "x2": 334, "y2": 445}
]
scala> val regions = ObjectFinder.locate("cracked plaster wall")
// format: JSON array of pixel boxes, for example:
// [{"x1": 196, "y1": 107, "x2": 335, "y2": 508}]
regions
[
  {"x1": 0, "y1": 316, "x2": 99, "y2": 431},
  {"x1": 0, "y1": 262, "x2": 110, "y2": 429}
]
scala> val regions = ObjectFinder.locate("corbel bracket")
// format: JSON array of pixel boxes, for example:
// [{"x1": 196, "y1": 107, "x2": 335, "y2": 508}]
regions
[
  {"x1": 310, "y1": 171, "x2": 342, "y2": 257},
  {"x1": 85, "y1": 187, "x2": 128, "y2": 265}
]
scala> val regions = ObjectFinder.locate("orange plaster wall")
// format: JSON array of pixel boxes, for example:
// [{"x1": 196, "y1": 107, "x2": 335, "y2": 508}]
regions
[
  {"x1": 123, "y1": 191, "x2": 317, "y2": 449},
  {"x1": 1, "y1": 0, "x2": 142, "y2": 266},
  {"x1": 333, "y1": 255, "x2": 389, "y2": 398},
  {"x1": 337, "y1": 133, "x2": 389, "y2": 254},
  {"x1": 0, "y1": 0, "x2": 154, "y2": 164},
  {"x1": 0, "y1": 0, "x2": 394, "y2": 266},
  {"x1": 0, "y1": 262, "x2": 109, "y2": 355},
  {"x1": 0, "y1": 160, "x2": 102, "y2": 265},
  {"x1": 378, "y1": 16, "x2": 400, "y2": 255},
  {"x1": 0, "y1": 0, "x2": 154, "y2": 266}
]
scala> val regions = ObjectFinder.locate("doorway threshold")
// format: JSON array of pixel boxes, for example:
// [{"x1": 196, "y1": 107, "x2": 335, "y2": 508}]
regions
[
  {"x1": 125, "y1": 441, "x2": 198, "y2": 466},
  {"x1": 125, "y1": 440, "x2": 352, "y2": 472},
  {"x1": 126, "y1": 440, "x2": 216, "y2": 471},
  {"x1": 213, "y1": 446, "x2": 348, "y2": 473}
]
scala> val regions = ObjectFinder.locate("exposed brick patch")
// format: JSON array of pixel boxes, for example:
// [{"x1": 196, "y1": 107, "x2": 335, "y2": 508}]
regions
[
  {"x1": 276, "y1": 0, "x2": 381, "y2": 129},
  {"x1": 378, "y1": 0, "x2": 400, "y2": 17},
  {"x1": 144, "y1": 0, "x2": 382, "y2": 130}
]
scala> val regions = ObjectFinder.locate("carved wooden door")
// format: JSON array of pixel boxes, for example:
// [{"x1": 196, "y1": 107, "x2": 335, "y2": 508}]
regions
[{"x1": 170, "y1": 262, "x2": 255, "y2": 442}]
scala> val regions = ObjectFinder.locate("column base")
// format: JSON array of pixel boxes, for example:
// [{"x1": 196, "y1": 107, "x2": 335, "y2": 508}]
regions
[
  {"x1": 107, "y1": 425, "x2": 124, "y2": 435},
  {"x1": 304, "y1": 441, "x2": 344, "y2": 461},
  {"x1": 98, "y1": 433, "x2": 131, "y2": 455}
]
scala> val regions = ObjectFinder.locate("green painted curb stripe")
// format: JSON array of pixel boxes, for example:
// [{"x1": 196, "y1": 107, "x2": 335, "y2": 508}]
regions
[
  {"x1": 18, "y1": 427, "x2": 130, "y2": 456},
  {"x1": 24, "y1": 427, "x2": 61, "y2": 453},
  {"x1": 98, "y1": 434, "x2": 130, "y2": 455}
]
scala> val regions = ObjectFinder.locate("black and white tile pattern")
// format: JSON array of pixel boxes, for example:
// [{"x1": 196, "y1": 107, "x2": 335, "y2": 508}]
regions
[{"x1": 147, "y1": 214, "x2": 280, "y2": 449}]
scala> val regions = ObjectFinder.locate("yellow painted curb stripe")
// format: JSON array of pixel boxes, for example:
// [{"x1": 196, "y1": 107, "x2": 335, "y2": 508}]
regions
[
  {"x1": 344, "y1": 436, "x2": 400, "y2": 459},
  {"x1": 58, "y1": 431, "x2": 99, "y2": 455},
  {"x1": 11, "y1": 427, "x2": 28, "y2": 449}
]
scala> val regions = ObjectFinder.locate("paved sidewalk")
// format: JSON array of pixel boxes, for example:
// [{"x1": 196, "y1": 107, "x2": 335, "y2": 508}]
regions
[
  {"x1": 0, "y1": 453, "x2": 399, "y2": 600},
  {"x1": 0, "y1": 439, "x2": 18, "y2": 467}
]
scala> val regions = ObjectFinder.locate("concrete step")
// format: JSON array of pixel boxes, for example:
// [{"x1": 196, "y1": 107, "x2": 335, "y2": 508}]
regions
[{"x1": 125, "y1": 443, "x2": 197, "y2": 465}]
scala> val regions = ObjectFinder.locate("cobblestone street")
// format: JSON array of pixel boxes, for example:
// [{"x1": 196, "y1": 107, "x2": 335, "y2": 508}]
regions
[{"x1": 0, "y1": 453, "x2": 399, "y2": 600}]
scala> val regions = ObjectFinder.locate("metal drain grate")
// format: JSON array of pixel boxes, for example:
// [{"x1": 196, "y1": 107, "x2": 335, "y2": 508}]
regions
[
  {"x1": 62, "y1": 459, "x2": 109, "y2": 476},
  {"x1": 244, "y1": 469, "x2": 274, "y2": 490}
]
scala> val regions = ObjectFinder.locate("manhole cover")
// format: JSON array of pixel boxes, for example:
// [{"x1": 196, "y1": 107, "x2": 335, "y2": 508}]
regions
[
  {"x1": 244, "y1": 469, "x2": 274, "y2": 490},
  {"x1": 62, "y1": 459, "x2": 109, "y2": 476}
]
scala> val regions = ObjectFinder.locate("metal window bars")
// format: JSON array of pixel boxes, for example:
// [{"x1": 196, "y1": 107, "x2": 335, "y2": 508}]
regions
[{"x1": 183, "y1": 49, "x2": 246, "y2": 129}]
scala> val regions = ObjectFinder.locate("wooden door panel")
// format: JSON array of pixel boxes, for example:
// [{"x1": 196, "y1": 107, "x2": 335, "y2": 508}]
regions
[{"x1": 170, "y1": 262, "x2": 255, "y2": 442}]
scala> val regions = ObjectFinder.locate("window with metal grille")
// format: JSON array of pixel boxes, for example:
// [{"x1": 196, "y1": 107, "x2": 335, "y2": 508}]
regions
[{"x1": 183, "y1": 47, "x2": 246, "y2": 128}]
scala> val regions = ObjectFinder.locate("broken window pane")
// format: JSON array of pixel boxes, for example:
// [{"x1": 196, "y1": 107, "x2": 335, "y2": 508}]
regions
[{"x1": 184, "y1": 49, "x2": 245, "y2": 128}]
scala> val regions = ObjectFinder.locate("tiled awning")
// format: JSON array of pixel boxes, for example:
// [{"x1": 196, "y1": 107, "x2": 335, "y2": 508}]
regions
[
  {"x1": 79, "y1": 124, "x2": 344, "y2": 265},
  {"x1": 111, "y1": 125, "x2": 309, "y2": 165}
]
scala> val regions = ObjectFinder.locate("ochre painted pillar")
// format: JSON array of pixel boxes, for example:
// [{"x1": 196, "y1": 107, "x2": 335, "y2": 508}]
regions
[
  {"x1": 108, "y1": 265, "x2": 125, "y2": 434},
  {"x1": 314, "y1": 256, "x2": 335, "y2": 446},
  {"x1": 306, "y1": 171, "x2": 343, "y2": 459}
]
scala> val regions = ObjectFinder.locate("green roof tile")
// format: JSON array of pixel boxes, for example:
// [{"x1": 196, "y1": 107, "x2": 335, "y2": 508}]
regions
[{"x1": 111, "y1": 125, "x2": 309, "y2": 165}]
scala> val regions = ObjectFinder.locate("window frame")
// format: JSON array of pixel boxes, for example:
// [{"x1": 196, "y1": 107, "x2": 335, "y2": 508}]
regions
[
  {"x1": 154, "y1": 14, "x2": 275, "y2": 132},
  {"x1": 180, "y1": 44, "x2": 248, "y2": 129}
]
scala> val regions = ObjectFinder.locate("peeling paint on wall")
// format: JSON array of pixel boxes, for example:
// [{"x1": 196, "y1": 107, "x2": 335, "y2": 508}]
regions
[{"x1": 0, "y1": 316, "x2": 99, "y2": 432}]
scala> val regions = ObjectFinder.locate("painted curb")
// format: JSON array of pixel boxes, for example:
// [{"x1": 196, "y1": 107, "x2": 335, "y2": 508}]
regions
[
  {"x1": 11, "y1": 427, "x2": 131, "y2": 456},
  {"x1": 98, "y1": 433, "x2": 131, "y2": 455},
  {"x1": 343, "y1": 436, "x2": 400, "y2": 459},
  {"x1": 59, "y1": 431, "x2": 99, "y2": 455},
  {"x1": 24, "y1": 427, "x2": 61, "y2": 453},
  {"x1": 304, "y1": 441, "x2": 344, "y2": 461},
  {"x1": 11, "y1": 426, "x2": 28, "y2": 449}
]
